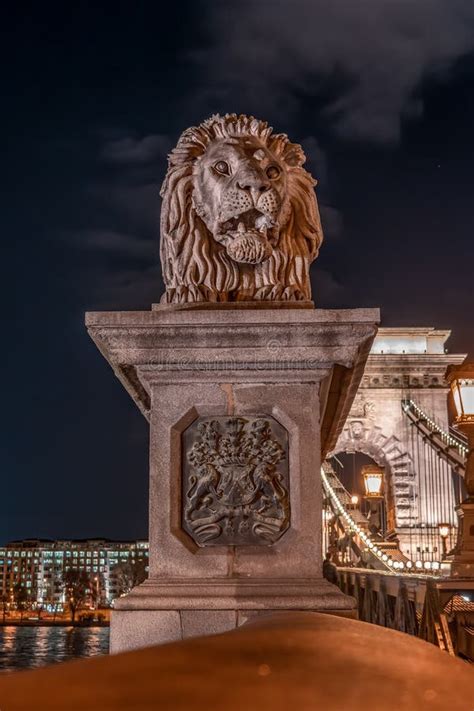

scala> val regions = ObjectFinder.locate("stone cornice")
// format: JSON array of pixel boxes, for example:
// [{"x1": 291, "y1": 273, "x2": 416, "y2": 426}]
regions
[
  {"x1": 358, "y1": 353, "x2": 467, "y2": 389},
  {"x1": 86, "y1": 306, "x2": 380, "y2": 456}
]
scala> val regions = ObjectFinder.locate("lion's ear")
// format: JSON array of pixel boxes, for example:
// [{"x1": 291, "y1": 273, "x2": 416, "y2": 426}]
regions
[{"x1": 284, "y1": 144, "x2": 306, "y2": 168}]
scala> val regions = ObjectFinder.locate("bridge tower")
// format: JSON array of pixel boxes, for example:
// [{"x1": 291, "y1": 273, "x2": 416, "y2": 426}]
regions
[{"x1": 329, "y1": 328, "x2": 466, "y2": 560}]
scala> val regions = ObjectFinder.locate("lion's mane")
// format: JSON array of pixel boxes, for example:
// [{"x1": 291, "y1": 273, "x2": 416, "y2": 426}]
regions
[{"x1": 160, "y1": 114, "x2": 323, "y2": 303}]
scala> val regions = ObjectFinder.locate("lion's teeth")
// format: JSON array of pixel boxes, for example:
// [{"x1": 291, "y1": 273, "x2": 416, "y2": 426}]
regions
[{"x1": 237, "y1": 222, "x2": 246, "y2": 233}]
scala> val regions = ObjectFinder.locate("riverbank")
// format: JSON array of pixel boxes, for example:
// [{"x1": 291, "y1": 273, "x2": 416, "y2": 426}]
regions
[{"x1": 0, "y1": 619, "x2": 109, "y2": 627}]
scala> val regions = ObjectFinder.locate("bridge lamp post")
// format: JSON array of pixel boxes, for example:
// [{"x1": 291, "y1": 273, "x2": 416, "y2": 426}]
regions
[
  {"x1": 446, "y1": 362, "x2": 474, "y2": 577},
  {"x1": 362, "y1": 465, "x2": 384, "y2": 537}
]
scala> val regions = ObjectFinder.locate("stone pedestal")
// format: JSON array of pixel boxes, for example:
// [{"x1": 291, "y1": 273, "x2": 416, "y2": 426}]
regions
[{"x1": 86, "y1": 304, "x2": 379, "y2": 652}]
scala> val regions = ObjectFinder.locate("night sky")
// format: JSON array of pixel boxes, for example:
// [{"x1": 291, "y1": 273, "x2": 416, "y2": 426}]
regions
[{"x1": 3, "y1": 2, "x2": 474, "y2": 543}]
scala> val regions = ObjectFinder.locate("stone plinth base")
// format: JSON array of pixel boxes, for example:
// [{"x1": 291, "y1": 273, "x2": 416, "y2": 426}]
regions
[
  {"x1": 110, "y1": 578, "x2": 356, "y2": 652},
  {"x1": 87, "y1": 306, "x2": 378, "y2": 654}
]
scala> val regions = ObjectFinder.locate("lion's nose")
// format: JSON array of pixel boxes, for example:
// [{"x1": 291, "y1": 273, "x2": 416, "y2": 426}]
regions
[{"x1": 237, "y1": 176, "x2": 271, "y2": 205}]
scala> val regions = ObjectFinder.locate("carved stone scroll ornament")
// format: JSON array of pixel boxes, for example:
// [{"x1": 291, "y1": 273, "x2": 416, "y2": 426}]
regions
[
  {"x1": 349, "y1": 396, "x2": 376, "y2": 421},
  {"x1": 182, "y1": 417, "x2": 290, "y2": 546},
  {"x1": 160, "y1": 114, "x2": 323, "y2": 303}
]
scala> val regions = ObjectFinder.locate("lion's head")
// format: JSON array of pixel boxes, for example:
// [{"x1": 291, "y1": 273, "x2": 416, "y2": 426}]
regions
[{"x1": 160, "y1": 114, "x2": 323, "y2": 303}]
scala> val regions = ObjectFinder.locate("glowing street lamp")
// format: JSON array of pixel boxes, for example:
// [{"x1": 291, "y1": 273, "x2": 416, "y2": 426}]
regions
[
  {"x1": 438, "y1": 523, "x2": 450, "y2": 559},
  {"x1": 438, "y1": 523, "x2": 450, "y2": 539},
  {"x1": 350, "y1": 494, "x2": 359, "y2": 506},
  {"x1": 449, "y1": 367, "x2": 474, "y2": 429},
  {"x1": 362, "y1": 465, "x2": 383, "y2": 498},
  {"x1": 446, "y1": 362, "x2": 474, "y2": 577},
  {"x1": 362, "y1": 465, "x2": 384, "y2": 537}
]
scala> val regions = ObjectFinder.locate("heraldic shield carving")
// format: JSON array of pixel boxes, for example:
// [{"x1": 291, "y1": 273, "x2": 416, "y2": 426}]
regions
[{"x1": 182, "y1": 416, "x2": 290, "y2": 546}]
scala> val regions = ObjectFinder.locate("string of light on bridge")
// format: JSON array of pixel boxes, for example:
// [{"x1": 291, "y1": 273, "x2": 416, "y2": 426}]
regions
[
  {"x1": 320, "y1": 468, "x2": 441, "y2": 574},
  {"x1": 403, "y1": 400, "x2": 468, "y2": 456}
]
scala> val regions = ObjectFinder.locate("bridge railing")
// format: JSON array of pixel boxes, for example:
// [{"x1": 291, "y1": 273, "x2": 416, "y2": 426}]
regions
[{"x1": 336, "y1": 566, "x2": 474, "y2": 660}]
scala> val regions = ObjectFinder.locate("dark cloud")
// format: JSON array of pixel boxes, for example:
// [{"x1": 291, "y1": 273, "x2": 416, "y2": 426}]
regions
[
  {"x1": 301, "y1": 137, "x2": 327, "y2": 177},
  {"x1": 84, "y1": 263, "x2": 162, "y2": 310},
  {"x1": 311, "y1": 266, "x2": 348, "y2": 305},
  {"x1": 318, "y1": 205, "x2": 344, "y2": 241},
  {"x1": 101, "y1": 134, "x2": 172, "y2": 165},
  {"x1": 87, "y1": 182, "x2": 160, "y2": 238},
  {"x1": 66, "y1": 229, "x2": 156, "y2": 261},
  {"x1": 196, "y1": 0, "x2": 474, "y2": 142}
]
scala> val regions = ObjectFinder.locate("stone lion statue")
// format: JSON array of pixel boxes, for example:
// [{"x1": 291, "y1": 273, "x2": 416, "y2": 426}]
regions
[{"x1": 160, "y1": 113, "x2": 323, "y2": 303}]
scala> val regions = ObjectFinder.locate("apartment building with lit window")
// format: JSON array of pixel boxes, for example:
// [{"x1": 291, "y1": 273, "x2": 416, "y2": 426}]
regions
[{"x1": 0, "y1": 539, "x2": 149, "y2": 609}]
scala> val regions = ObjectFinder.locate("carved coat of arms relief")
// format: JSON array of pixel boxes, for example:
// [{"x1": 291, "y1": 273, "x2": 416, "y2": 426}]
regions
[{"x1": 182, "y1": 416, "x2": 290, "y2": 546}]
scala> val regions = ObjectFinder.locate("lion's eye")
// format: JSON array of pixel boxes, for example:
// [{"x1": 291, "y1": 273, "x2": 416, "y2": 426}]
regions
[
  {"x1": 214, "y1": 160, "x2": 231, "y2": 176},
  {"x1": 266, "y1": 165, "x2": 281, "y2": 180}
]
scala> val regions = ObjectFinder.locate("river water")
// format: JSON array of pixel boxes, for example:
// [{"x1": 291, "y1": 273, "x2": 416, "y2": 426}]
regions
[{"x1": 0, "y1": 626, "x2": 109, "y2": 673}]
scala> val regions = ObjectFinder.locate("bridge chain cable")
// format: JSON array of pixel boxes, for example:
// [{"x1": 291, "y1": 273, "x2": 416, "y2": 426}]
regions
[
  {"x1": 402, "y1": 399, "x2": 468, "y2": 461},
  {"x1": 402, "y1": 398, "x2": 464, "y2": 560}
]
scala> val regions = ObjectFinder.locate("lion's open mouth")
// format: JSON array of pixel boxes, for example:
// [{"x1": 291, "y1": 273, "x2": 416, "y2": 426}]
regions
[
  {"x1": 219, "y1": 208, "x2": 277, "y2": 242},
  {"x1": 217, "y1": 209, "x2": 277, "y2": 264}
]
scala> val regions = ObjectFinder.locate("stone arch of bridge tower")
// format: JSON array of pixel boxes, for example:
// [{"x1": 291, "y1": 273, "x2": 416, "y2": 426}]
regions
[{"x1": 328, "y1": 420, "x2": 415, "y2": 534}]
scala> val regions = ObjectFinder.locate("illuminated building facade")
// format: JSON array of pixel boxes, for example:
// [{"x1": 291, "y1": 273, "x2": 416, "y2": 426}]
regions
[{"x1": 0, "y1": 539, "x2": 149, "y2": 609}]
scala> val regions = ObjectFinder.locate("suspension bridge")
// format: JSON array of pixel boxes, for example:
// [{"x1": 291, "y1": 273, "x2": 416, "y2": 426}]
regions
[{"x1": 321, "y1": 327, "x2": 474, "y2": 661}]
